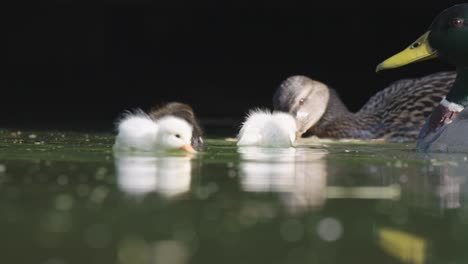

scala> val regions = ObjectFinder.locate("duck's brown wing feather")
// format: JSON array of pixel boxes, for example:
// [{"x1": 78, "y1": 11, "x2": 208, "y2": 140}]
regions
[{"x1": 357, "y1": 71, "x2": 456, "y2": 142}]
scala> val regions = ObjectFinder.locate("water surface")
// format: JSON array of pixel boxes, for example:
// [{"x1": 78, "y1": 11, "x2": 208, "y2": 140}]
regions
[{"x1": 1, "y1": 129, "x2": 468, "y2": 264}]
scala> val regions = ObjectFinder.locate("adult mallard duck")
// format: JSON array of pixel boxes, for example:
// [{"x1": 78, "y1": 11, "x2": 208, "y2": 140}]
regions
[
  {"x1": 273, "y1": 71, "x2": 455, "y2": 142},
  {"x1": 113, "y1": 102, "x2": 203, "y2": 153},
  {"x1": 377, "y1": 4, "x2": 468, "y2": 152}
]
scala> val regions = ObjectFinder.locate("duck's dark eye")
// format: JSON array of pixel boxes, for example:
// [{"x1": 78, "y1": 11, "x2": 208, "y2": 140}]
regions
[
  {"x1": 451, "y1": 18, "x2": 465, "y2": 28},
  {"x1": 175, "y1": 134, "x2": 181, "y2": 138},
  {"x1": 411, "y1": 42, "x2": 421, "y2": 49},
  {"x1": 299, "y1": 98, "x2": 306, "y2": 105}
]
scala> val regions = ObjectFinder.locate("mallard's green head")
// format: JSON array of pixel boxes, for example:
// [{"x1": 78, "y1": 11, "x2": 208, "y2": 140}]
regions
[{"x1": 377, "y1": 4, "x2": 468, "y2": 71}]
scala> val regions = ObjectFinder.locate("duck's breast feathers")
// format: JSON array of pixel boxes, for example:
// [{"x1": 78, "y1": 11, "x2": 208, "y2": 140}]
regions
[
  {"x1": 417, "y1": 107, "x2": 468, "y2": 152},
  {"x1": 418, "y1": 102, "x2": 462, "y2": 141}
]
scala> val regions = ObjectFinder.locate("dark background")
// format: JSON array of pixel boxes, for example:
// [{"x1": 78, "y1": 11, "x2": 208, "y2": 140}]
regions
[{"x1": 5, "y1": 1, "x2": 465, "y2": 131}]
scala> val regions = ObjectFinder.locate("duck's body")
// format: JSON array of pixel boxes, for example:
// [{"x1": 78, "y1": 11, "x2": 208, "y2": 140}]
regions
[
  {"x1": 418, "y1": 108, "x2": 468, "y2": 152},
  {"x1": 377, "y1": 4, "x2": 468, "y2": 152},
  {"x1": 113, "y1": 102, "x2": 202, "y2": 153},
  {"x1": 274, "y1": 71, "x2": 455, "y2": 142},
  {"x1": 237, "y1": 109, "x2": 297, "y2": 147},
  {"x1": 415, "y1": 95, "x2": 464, "y2": 151}
]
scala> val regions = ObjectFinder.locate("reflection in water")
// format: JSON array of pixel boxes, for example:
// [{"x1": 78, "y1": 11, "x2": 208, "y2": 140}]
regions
[
  {"x1": 378, "y1": 227, "x2": 426, "y2": 264},
  {"x1": 373, "y1": 153, "x2": 468, "y2": 264},
  {"x1": 238, "y1": 147, "x2": 328, "y2": 211},
  {"x1": 238, "y1": 146, "x2": 404, "y2": 211},
  {"x1": 114, "y1": 154, "x2": 192, "y2": 198},
  {"x1": 326, "y1": 185, "x2": 401, "y2": 200},
  {"x1": 6, "y1": 128, "x2": 468, "y2": 264},
  {"x1": 118, "y1": 237, "x2": 190, "y2": 264},
  {"x1": 404, "y1": 153, "x2": 468, "y2": 210}
]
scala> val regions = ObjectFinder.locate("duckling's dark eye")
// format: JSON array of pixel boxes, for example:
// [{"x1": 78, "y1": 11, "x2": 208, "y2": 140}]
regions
[
  {"x1": 175, "y1": 134, "x2": 181, "y2": 138},
  {"x1": 299, "y1": 98, "x2": 306, "y2": 105},
  {"x1": 451, "y1": 18, "x2": 465, "y2": 28}
]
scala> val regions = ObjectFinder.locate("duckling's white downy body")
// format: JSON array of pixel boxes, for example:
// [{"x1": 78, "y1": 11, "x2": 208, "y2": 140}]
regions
[
  {"x1": 113, "y1": 112, "x2": 196, "y2": 153},
  {"x1": 237, "y1": 109, "x2": 297, "y2": 147}
]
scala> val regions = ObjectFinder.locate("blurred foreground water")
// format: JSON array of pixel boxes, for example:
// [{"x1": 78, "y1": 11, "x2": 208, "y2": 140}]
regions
[{"x1": 1, "y1": 129, "x2": 468, "y2": 264}]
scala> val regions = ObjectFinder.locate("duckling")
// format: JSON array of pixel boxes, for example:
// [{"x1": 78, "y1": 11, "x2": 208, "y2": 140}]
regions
[
  {"x1": 113, "y1": 112, "x2": 196, "y2": 153},
  {"x1": 149, "y1": 102, "x2": 204, "y2": 150},
  {"x1": 377, "y1": 4, "x2": 468, "y2": 152},
  {"x1": 237, "y1": 109, "x2": 297, "y2": 147},
  {"x1": 273, "y1": 71, "x2": 455, "y2": 142}
]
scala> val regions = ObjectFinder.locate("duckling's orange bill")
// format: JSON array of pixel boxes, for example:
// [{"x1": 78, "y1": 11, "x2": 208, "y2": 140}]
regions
[
  {"x1": 180, "y1": 144, "x2": 197, "y2": 153},
  {"x1": 376, "y1": 31, "x2": 438, "y2": 72}
]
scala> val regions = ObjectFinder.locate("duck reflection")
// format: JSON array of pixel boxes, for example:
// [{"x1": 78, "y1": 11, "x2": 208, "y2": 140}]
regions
[
  {"x1": 377, "y1": 227, "x2": 427, "y2": 264},
  {"x1": 114, "y1": 154, "x2": 192, "y2": 198},
  {"x1": 373, "y1": 154, "x2": 468, "y2": 264},
  {"x1": 408, "y1": 152, "x2": 468, "y2": 210},
  {"x1": 238, "y1": 146, "x2": 328, "y2": 211}
]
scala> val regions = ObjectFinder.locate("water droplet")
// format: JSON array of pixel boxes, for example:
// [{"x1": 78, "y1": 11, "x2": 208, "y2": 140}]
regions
[
  {"x1": 153, "y1": 240, "x2": 190, "y2": 264},
  {"x1": 55, "y1": 194, "x2": 74, "y2": 211},
  {"x1": 90, "y1": 186, "x2": 109, "y2": 204},
  {"x1": 397, "y1": 174, "x2": 407, "y2": 183},
  {"x1": 57, "y1": 175, "x2": 68, "y2": 186},
  {"x1": 394, "y1": 160, "x2": 403, "y2": 168},
  {"x1": 95, "y1": 167, "x2": 107, "y2": 180},
  {"x1": 317, "y1": 217, "x2": 343, "y2": 242}
]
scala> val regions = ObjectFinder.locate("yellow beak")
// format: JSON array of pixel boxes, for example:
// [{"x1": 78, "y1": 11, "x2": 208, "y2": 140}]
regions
[
  {"x1": 376, "y1": 31, "x2": 438, "y2": 72},
  {"x1": 179, "y1": 144, "x2": 197, "y2": 154}
]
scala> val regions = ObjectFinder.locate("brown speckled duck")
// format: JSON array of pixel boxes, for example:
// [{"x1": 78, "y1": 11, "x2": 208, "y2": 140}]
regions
[{"x1": 273, "y1": 71, "x2": 455, "y2": 142}]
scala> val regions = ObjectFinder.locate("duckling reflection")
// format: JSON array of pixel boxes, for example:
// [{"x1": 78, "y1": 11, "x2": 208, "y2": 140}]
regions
[
  {"x1": 238, "y1": 146, "x2": 328, "y2": 211},
  {"x1": 114, "y1": 154, "x2": 192, "y2": 198}
]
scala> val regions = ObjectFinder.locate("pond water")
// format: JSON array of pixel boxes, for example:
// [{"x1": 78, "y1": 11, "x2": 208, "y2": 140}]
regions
[{"x1": 1, "y1": 128, "x2": 468, "y2": 264}]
